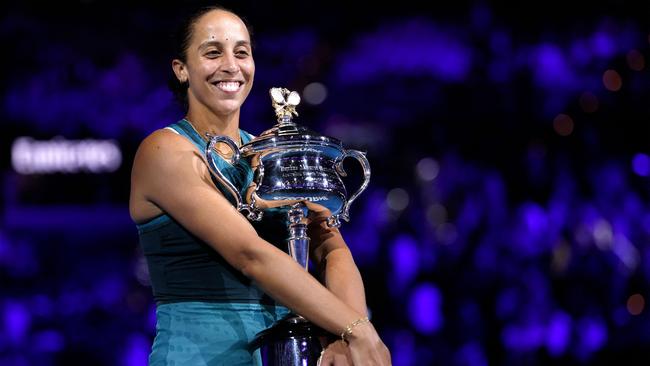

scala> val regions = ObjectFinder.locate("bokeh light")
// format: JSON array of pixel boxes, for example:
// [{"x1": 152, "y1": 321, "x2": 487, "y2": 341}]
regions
[
  {"x1": 631, "y1": 153, "x2": 650, "y2": 176},
  {"x1": 553, "y1": 113, "x2": 574, "y2": 136},
  {"x1": 416, "y1": 157, "x2": 440, "y2": 181},
  {"x1": 386, "y1": 188, "x2": 409, "y2": 211},
  {"x1": 602, "y1": 69, "x2": 622, "y2": 91},
  {"x1": 627, "y1": 294, "x2": 645, "y2": 316},
  {"x1": 546, "y1": 311, "x2": 572, "y2": 356},
  {"x1": 390, "y1": 234, "x2": 420, "y2": 290},
  {"x1": 302, "y1": 82, "x2": 328, "y2": 105},
  {"x1": 407, "y1": 283, "x2": 443, "y2": 334}
]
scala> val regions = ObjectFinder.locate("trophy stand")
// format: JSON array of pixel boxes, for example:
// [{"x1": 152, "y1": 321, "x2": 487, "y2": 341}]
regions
[
  {"x1": 287, "y1": 203, "x2": 309, "y2": 271},
  {"x1": 250, "y1": 203, "x2": 331, "y2": 366}
]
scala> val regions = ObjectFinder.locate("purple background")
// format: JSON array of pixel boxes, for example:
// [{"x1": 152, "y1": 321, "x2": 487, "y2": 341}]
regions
[{"x1": 1, "y1": 1, "x2": 650, "y2": 365}]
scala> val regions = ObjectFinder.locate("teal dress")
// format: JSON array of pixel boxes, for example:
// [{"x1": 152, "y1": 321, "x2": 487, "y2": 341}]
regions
[{"x1": 137, "y1": 119, "x2": 291, "y2": 365}]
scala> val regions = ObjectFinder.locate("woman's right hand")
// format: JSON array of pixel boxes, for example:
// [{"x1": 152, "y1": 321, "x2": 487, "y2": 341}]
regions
[{"x1": 346, "y1": 321, "x2": 391, "y2": 366}]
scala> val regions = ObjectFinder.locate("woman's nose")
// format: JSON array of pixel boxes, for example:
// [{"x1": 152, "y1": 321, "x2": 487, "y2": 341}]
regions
[{"x1": 220, "y1": 53, "x2": 240, "y2": 73}]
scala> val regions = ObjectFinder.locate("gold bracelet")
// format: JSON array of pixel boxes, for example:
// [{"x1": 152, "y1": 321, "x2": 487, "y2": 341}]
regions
[{"x1": 340, "y1": 316, "x2": 370, "y2": 343}]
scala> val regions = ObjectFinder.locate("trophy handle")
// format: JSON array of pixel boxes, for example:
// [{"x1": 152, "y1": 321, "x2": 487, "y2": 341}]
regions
[
  {"x1": 334, "y1": 149, "x2": 371, "y2": 224},
  {"x1": 205, "y1": 134, "x2": 263, "y2": 221}
]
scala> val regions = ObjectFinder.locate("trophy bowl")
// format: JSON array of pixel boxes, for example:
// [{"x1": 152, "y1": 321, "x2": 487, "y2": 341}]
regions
[{"x1": 205, "y1": 88, "x2": 370, "y2": 228}]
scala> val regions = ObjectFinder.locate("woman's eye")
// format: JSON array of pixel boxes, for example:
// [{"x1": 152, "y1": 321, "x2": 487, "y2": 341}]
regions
[
  {"x1": 205, "y1": 50, "x2": 221, "y2": 57},
  {"x1": 236, "y1": 50, "x2": 250, "y2": 57}
]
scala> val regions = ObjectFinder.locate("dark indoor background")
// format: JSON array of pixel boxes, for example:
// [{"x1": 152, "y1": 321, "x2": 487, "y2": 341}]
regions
[{"x1": 1, "y1": 1, "x2": 650, "y2": 365}]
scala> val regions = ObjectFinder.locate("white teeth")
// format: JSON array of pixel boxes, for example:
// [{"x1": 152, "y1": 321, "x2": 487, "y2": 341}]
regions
[{"x1": 215, "y1": 81, "x2": 240, "y2": 92}]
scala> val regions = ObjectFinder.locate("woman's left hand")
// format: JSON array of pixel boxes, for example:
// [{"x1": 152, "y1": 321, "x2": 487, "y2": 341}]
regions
[
  {"x1": 318, "y1": 340, "x2": 353, "y2": 366},
  {"x1": 304, "y1": 201, "x2": 339, "y2": 247}
]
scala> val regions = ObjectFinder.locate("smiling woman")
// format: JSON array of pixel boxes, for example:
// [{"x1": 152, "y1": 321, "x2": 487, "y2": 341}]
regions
[
  {"x1": 129, "y1": 5, "x2": 390, "y2": 366},
  {"x1": 167, "y1": 6, "x2": 255, "y2": 141}
]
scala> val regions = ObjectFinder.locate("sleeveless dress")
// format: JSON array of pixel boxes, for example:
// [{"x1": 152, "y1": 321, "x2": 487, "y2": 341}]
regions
[{"x1": 136, "y1": 119, "x2": 291, "y2": 365}]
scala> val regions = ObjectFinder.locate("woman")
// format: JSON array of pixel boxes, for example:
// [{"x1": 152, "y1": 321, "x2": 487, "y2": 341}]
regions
[{"x1": 129, "y1": 5, "x2": 391, "y2": 366}]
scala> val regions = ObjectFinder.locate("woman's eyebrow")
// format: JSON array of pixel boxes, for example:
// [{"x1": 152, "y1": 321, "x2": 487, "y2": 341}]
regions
[{"x1": 199, "y1": 40, "x2": 251, "y2": 49}]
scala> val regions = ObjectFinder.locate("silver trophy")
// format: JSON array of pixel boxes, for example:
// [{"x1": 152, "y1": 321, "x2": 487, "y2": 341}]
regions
[{"x1": 205, "y1": 88, "x2": 371, "y2": 365}]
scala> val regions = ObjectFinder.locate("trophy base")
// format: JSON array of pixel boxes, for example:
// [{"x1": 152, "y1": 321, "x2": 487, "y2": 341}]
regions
[{"x1": 250, "y1": 314, "x2": 332, "y2": 366}]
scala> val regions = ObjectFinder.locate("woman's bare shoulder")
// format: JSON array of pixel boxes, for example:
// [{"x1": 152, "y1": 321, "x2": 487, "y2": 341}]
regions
[
  {"x1": 134, "y1": 128, "x2": 201, "y2": 166},
  {"x1": 130, "y1": 128, "x2": 209, "y2": 222},
  {"x1": 131, "y1": 127, "x2": 210, "y2": 190},
  {"x1": 138, "y1": 128, "x2": 191, "y2": 152}
]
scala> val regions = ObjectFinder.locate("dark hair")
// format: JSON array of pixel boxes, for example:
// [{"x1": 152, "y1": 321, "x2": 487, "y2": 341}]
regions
[{"x1": 168, "y1": 5, "x2": 254, "y2": 110}]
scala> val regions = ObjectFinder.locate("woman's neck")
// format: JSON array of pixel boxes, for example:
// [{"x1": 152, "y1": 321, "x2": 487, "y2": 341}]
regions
[{"x1": 185, "y1": 109, "x2": 241, "y2": 145}]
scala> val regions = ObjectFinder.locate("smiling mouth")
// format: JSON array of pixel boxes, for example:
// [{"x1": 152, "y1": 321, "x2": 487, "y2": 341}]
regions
[{"x1": 212, "y1": 81, "x2": 242, "y2": 92}]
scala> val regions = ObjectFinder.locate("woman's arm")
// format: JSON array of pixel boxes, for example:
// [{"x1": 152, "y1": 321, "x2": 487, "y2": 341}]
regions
[
  {"x1": 306, "y1": 207, "x2": 372, "y2": 365},
  {"x1": 307, "y1": 209, "x2": 367, "y2": 317}
]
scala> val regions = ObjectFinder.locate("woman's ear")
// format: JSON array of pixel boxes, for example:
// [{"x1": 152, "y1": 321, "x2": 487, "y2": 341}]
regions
[{"x1": 172, "y1": 59, "x2": 188, "y2": 83}]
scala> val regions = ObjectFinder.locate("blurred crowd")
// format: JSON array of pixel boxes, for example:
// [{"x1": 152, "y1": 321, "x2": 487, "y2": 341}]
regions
[{"x1": 1, "y1": 2, "x2": 649, "y2": 365}]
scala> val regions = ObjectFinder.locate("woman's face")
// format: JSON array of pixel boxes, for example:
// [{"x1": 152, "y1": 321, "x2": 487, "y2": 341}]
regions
[{"x1": 178, "y1": 10, "x2": 255, "y2": 117}]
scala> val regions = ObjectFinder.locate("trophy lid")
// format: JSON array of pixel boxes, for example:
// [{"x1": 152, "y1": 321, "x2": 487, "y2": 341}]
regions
[{"x1": 242, "y1": 88, "x2": 343, "y2": 152}]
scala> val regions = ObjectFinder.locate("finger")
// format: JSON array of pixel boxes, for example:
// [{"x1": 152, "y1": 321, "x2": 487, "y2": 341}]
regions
[
  {"x1": 318, "y1": 353, "x2": 334, "y2": 366},
  {"x1": 304, "y1": 201, "x2": 332, "y2": 215}
]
